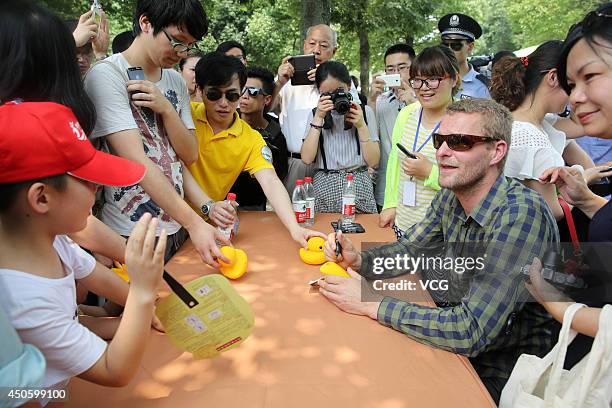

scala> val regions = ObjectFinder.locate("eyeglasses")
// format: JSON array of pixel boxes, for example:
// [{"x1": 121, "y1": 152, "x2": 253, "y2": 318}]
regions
[
  {"x1": 204, "y1": 88, "x2": 241, "y2": 102},
  {"x1": 409, "y1": 75, "x2": 450, "y2": 90},
  {"x1": 161, "y1": 29, "x2": 201, "y2": 56},
  {"x1": 385, "y1": 63, "x2": 410, "y2": 74},
  {"x1": 432, "y1": 133, "x2": 496, "y2": 151},
  {"x1": 242, "y1": 86, "x2": 267, "y2": 97},
  {"x1": 441, "y1": 41, "x2": 467, "y2": 52}
]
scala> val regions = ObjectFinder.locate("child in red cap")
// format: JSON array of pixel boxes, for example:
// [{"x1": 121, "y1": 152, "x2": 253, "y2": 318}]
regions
[{"x1": 0, "y1": 101, "x2": 166, "y2": 396}]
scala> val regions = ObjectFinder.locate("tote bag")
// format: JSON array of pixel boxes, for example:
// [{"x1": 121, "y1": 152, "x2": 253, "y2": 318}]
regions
[{"x1": 499, "y1": 303, "x2": 612, "y2": 408}]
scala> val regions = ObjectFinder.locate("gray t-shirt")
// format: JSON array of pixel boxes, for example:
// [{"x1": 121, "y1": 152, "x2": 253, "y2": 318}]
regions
[{"x1": 84, "y1": 54, "x2": 194, "y2": 236}]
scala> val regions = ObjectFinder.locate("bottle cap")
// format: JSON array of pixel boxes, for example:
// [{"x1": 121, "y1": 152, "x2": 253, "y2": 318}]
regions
[
  {"x1": 296, "y1": 179, "x2": 303, "y2": 185},
  {"x1": 304, "y1": 177, "x2": 312, "y2": 182},
  {"x1": 346, "y1": 174, "x2": 354, "y2": 181},
  {"x1": 227, "y1": 193, "x2": 237, "y2": 200}
]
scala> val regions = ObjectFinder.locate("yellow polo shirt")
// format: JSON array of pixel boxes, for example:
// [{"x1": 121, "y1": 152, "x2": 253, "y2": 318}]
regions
[{"x1": 188, "y1": 102, "x2": 274, "y2": 202}]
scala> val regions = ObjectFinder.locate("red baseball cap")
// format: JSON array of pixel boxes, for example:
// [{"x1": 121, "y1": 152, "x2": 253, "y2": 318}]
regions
[{"x1": 0, "y1": 101, "x2": 146, "y2": 186}]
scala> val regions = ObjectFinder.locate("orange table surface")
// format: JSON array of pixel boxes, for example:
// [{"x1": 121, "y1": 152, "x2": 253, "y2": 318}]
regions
[{"x1": 61, "y1": 213, "x2": 495, "y2": 408}]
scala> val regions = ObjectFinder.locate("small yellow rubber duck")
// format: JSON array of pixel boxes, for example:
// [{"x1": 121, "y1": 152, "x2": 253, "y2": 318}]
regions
[
  {"x1": 219, "y1": 246, "x2": 248, "y2": 279},
  {"x1": 299, "y1": 237, "x2": 327, "y2": 265},
  {"x1": 320, "y1": 261, "x2": 350, "y2": 278}
]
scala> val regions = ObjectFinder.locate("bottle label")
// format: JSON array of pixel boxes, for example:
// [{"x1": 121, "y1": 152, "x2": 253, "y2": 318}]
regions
[
  {"x1": 305, "y1": 199, "x2": 315, "y2": 219},
  {"x1": 342, "y1": 196, "x2": 355, "y2": 217},
  {"x1": 293, "y1": 201, "x2": 306, "y2": 223}
]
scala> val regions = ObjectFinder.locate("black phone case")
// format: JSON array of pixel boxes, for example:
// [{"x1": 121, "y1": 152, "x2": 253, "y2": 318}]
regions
[
  {"x1": 331, "y1": 221, "x2": 366, "y2": 234},
  {"x1": 290, "y1": 55, "x2": 315, "y2": 86}
]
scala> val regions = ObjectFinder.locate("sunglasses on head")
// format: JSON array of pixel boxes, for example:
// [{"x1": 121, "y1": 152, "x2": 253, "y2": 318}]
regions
[
  {"x1": 242, "y1": 86, "x2": 268, "y2": 97},
  {"x1": 432, "y1": 133, "x2": 496, "y2": 151},
  {"x1": 205, "y1": 88, "x2": 241, "y2": 102},
  {"x1": 441, "y1": 41, "x2": 466, "y2": 51}
]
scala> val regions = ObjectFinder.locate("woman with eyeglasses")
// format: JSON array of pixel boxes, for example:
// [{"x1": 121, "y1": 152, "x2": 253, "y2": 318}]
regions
[
  {"x1": 519, "y1": 2, "x2": 612, "y2": 373},
  {"x1": 300, "y1": 61, "x2": 380, "y2": 214},
  {"x1": 490, "y1": 41, "x2": 609, "y2": 222},
  {"x1": 380, "y1": 45, "x2": 460, "y2": 238}
]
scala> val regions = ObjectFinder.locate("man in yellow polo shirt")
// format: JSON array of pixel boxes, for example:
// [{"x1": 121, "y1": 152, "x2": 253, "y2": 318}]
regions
[{"x1": 188, "y1": 52, "x2": 325, "y2": 247}]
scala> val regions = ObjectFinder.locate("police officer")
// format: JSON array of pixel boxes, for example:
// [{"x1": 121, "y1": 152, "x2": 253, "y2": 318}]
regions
[{"x1": 438, "y1": 13, "x2": 491, "y2": 100}]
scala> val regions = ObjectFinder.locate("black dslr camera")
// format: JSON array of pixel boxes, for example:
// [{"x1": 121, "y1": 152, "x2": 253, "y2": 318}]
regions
[
  {"x1": 320, "y1": 87, "x2": 354, "y2": 130},
  {"x1": 522, "y1": 250, "x2": 587, "y2": 290},
  {"x1": 322, "y1": 87, "x2": 352, "y2": 115}
]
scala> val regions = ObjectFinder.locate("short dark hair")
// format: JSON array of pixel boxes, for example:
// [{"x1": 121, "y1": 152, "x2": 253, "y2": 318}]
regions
[
  {"x1": 410, "y1": 45, "x2": 461, "y2": 95},
  {"x1": 315, "y1": 61, "x2": 351, "y2": 89},
  {"x1": 0, "y1": 1, "x2": 96, "y2": 135},
  {"x1": 112, "y1": 31, "x2": 135, "y2": 54},
  {"x1": 195, "y1": 52, "x2": 247, "y2": 89},
  {"x1": 492, "y1": 50, "x2": 515, "y2": 69},
  {"x1": 384, "y1": 43, "x2": 416, "y2": 62},
  {"x1": 0, "y1": 175, "x2": 68, "y2": 214},
  {"x1": 216, "y1": 40, "x2": 247, "y2": 58},
  {"x1": 132, "y1": 0, "x2": 208, "y2": 40},
  {"x1": 247, "y1": 66, "x2": 275, "y2": 96},
  {"x1": 178, "y1": 51, "x2": 205, "y2": 71}
]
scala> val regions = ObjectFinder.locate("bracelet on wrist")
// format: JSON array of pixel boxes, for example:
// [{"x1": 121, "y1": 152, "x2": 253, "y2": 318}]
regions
[
  {"x1": 359, "y1": 138, "x2": 371, "y2": 143},
  {"x1": 310, "y1": 122, "x2": 324, "y2": 130}
]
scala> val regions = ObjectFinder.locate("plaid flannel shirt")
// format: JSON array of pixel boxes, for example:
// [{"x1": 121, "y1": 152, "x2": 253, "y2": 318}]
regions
[{"x1": 359, "y1": 174, "x2": 560, "y2": 384}]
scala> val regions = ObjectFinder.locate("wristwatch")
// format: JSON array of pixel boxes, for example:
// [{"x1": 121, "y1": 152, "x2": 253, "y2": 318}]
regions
[{"x1": 201, "y1": 200, "x2": 215, "y2": 217}]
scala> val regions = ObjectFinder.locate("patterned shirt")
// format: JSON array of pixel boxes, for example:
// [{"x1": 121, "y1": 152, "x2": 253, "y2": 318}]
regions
[{"x1": 359, "y1": 174, "x2": 559, "y2": 384}]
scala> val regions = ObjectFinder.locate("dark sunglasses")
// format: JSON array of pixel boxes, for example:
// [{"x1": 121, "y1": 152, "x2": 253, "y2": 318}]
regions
[
  {"x1": 242, "y1": 86, "x2": 267, "y2": 97},
  {"x1": 205, "y1": 88, "x2": 241, "y2": 102},
  {"x1": 441, "y1": 41, "x2": 466, "y2": 52},
  {"x1": 432, "y1": 133, "x2": 496, "y2": 151}
]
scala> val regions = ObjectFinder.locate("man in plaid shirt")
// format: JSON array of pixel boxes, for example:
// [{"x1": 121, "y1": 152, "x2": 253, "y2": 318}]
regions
[{"x1": 319, "y1": 99, "x2": 559, "y2": 403}]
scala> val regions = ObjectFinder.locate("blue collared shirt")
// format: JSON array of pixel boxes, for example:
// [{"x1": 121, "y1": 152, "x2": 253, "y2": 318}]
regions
[{"x1": 457, "y1": 66, "x2": 491, "y2": 100}]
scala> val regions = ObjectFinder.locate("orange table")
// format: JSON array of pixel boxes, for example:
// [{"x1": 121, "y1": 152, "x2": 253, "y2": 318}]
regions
[{"x1": 62, "y1": 213, "x2": 495, "y2": 407}]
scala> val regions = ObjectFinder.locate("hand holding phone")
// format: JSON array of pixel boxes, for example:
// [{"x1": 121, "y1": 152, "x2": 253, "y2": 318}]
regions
[
  {"x1": 289, "y1": 54, "x2": 316, "y2": 86},
  {"x1": 397, "y1": 143, "x2": 418, "y2": 159}
]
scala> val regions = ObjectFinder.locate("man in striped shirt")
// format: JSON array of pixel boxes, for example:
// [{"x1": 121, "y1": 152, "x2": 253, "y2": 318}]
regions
[{"x1": 318, "y1": 99, "x2": 559, "y2": 403}]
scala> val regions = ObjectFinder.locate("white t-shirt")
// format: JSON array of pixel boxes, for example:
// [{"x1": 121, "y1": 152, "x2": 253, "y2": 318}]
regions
[
  {"x1": 84, "y1": 54, "x2": 195, "y2": 236},
  {"x1": 0, "y1": 236, "x2": 107, "y2": 393},
  {"x1": 504, "y1": 115, "x2": 568, "y2": 180}
]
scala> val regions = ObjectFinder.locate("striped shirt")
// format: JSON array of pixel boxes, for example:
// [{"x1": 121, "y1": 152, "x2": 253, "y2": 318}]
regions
[
  {"x1": 360, "y1": 174, "x2": 559, "y2": 386},
  {"x1": 303, "y1": 106, "x2": 378, "y2": 171},
  {"x1": 384, "y1": 103, "x2": 439, "y2": 231},
  {"x1": 374, "y1": 91, "x2": 404, "y2": 205}
]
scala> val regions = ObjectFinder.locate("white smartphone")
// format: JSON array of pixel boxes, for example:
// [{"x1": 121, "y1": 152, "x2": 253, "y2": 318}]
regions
[{"x1": 378, "y1": 74, "x2": 401, "y2": 87}]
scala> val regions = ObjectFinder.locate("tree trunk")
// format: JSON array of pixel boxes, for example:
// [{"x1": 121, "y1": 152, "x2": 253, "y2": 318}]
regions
[
  {"x1": 359, "y1": 29, "x2": 370, "y2": 96},
  {"x1": 300, "y1": 0, "x2": 331, "y2": 46}
]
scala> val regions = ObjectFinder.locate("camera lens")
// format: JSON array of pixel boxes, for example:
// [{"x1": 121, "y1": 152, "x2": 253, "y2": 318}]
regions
[{"x1": 335, "y1": 99, "x2": 351, "y2": 115}]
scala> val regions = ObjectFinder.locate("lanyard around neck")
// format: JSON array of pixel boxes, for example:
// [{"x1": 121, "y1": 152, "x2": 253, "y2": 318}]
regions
[{"x1": 413, "y1": 108, "x2": 441, "y2": 153}]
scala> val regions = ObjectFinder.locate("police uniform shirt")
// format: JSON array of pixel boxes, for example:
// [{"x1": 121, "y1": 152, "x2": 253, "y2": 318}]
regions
[{"x1": 457, "y1": 65, "x2": 491, "y2": 100}]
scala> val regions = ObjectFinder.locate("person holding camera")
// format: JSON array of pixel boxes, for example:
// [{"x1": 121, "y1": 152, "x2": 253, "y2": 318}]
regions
[
  {"x1": 300, "y1": 61, "x2": 379, "y2": 213},
  {"x1": 368, "y1": 43, "x2": 416, "y2": 210}
]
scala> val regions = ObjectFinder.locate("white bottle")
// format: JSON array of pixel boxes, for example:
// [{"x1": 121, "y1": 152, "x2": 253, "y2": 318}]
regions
[
  {"x1": 217, "y1": 193, "x2": 238, "y2": 241},
  {"x1": 303, "y1": 176, "x2": 315, "y2": 226},
  {"x1": 292, "y1": 179, "x2": 307, "y2": 224},
  {"x1": 342, "y1": 173, "x2": 356, "y2": 225}
]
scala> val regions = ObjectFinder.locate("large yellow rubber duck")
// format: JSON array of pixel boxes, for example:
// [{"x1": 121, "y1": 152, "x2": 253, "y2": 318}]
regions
[
  {"x1": 320, "y1": 261, "x2": 350, "y2": 278},
  {"x1": 219, "y1": 246, "x2": 248, "y2": 279},
  {"x1": 299, "y1": 237, "x2": 327, "y2": 265}
]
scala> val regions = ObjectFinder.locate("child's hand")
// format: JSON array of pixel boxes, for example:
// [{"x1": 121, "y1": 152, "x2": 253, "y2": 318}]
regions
[{"x1": 125, "y1": 213, "x2": 166, "y2": 301}]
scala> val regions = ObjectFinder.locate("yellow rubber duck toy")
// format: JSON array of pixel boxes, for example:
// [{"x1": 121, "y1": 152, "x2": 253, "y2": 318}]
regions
[
  {"x1": 299, "y1": 237, "x2": 327, "y2": 265},
  {"x1": 320, "y1": 261, "x2": 350, "y2": 278},
  {"x1": 219, "y1": 246, "x2": 248, "y2": 279}
]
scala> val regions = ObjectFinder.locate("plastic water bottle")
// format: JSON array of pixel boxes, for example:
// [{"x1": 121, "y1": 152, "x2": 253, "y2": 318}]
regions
[
  {"x1": 342, "y1": 173, "x2": 356, "y2": 225},
  {"x1": 303, "y1": 177, "x2": 315, "y2": 226},
  {"x1": 217, "y1": 193, "x2": 239, "y2": 241},
  {"x1": 292, "y1": 179, "x2": 307, "y2": 224},
  {"x1": 91, "y1": 0, "x2": 103, "y2": 27}
]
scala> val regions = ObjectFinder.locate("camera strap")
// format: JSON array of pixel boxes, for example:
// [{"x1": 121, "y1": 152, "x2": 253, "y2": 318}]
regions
[{"x1": 311, "y1": 103, "x2": 368, "y2": 171}]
